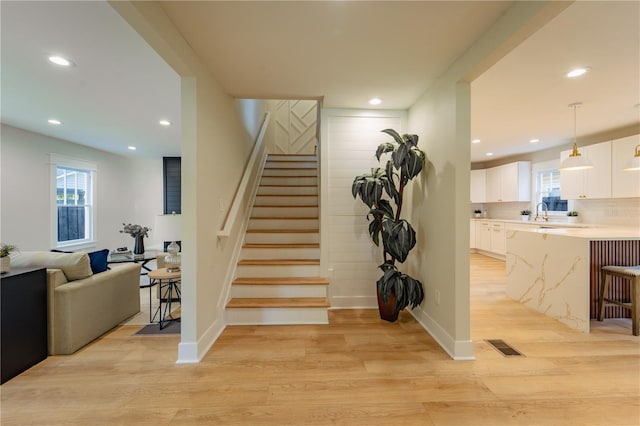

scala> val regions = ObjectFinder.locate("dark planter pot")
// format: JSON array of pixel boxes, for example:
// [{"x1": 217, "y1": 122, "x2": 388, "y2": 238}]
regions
[
  {"x1": 377, "y1": 288, "x2": 399, "y2": 322},
  {"x1": 133, "y1": 236, "x2": 145, "y2": 255}
]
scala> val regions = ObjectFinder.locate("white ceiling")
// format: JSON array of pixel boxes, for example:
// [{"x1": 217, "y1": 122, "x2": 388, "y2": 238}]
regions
[{"x1": 1, "y1": 1, "x2": 638, "y2": 163}]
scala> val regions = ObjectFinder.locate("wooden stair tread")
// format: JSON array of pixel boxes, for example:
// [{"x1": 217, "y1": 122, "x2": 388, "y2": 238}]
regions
[
  {"x1": 246, "y1": 229, "x2": 319, "y2": 233},
  {"x1": 238, "y1": 259, "x2": 319, "y2": 266},
  {"x1": 262, "y1": 175, "x2": 317, "y2": 178},
  {"x1": 257, "y1": 194, "x2": 317, "y2": 197},
  {"x1": 243, "y1": 243, "x2": 319, "y2": 249},
  {"x1": 226, "y1": 297, "x2": 330, "y2": 308},
  {"x1": 264, "y1": 167, "x2": 316, "y2": 170},
  {"x1": 254, "y1": 205, "x2": 318, "y2": 208},
  {"x1": 232, "y1": 277, "x2": 329, "y2": 285},
  {"x1": 250, "y1": 216, "x2": 318, "y2": 220},
  {"x1": 260, "y1": 184, "x2": 317, "y2": 187}
]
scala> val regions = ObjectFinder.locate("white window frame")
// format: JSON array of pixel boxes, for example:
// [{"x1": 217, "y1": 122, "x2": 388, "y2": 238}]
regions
[
  {"x1": 50, "y1": 154, "x2": 97, "y2": 250},
  {"x1": 531, "y1": 159, "x2": 573, "y2": 218}
]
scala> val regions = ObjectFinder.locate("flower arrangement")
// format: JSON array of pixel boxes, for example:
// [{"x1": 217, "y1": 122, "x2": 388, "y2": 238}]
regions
[
  {"x1": 0, "y1": 243, "x2": 17, "y2": 258},
  {"x1": 520, "y1": 209, "x2": 531, "y2": 215},
  {"x1": 120, "y1": 223, "x2": 151, "y2": 238},
  {"x1": 474, "y1": 209, "x2": 482, "y2": 214},
  {"x1": 567, "y1": 211, "x2": 579, "y2": 217}
]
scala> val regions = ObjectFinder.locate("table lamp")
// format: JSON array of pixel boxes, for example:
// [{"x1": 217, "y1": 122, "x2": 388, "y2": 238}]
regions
[{"x1": 155, "y1": 212, "x2": 181, "y2": 272}]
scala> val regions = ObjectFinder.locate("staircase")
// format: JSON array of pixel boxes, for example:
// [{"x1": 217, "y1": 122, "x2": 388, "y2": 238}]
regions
[{"x1": 225, "y1": 154, "x2": 330, "y2": 325}]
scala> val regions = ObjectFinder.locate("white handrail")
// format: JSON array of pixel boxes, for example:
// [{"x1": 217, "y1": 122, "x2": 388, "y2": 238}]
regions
[{"x1": 217, "y1": 112, "x2": 271, "y2": 239}]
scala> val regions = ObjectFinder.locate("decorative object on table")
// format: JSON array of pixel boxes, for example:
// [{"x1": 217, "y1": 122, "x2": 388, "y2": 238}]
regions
[
  {"x1": 351, "y1": 128, "x2": 425, "y2": 322},
  {"x1": 0, "y1": 243, "x2": 18, "y2": 274},
  {"x1": 474, "y1": 209, "x2": 482, "y2": 218},
  {"x1": 155, "y1": 212, "x2": 181, "y2": 272},
  {"x1": 559, "y1": 102, "x2": 593, "y2": 171},
  {"x1": 520, "y1": 210, "x2": 531, "y2": 221},
  {"x1": 567, "y1": 210, "x2": 580, "y2": 223},
  {"x1": 120, "y1": 223, "x2": 150, "y2": 255}
]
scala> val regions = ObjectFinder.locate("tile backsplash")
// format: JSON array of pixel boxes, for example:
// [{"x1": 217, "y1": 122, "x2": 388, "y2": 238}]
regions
[{"x1": 471, "y1": 198, "x2": 639, "y2": 227}]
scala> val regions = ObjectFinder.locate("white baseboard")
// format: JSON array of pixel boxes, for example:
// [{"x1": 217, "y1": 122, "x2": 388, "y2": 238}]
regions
[
  {"x1": 176, "y1": 315, "x2": 225, "y2": 364},
  {"x1": 410, "y1": 308, "x2": 475, "y2": 361}
]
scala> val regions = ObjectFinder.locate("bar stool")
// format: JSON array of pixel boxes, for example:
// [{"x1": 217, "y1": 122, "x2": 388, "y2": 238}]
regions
[{"x1": 598, "y1": 265, "x2": 640, "y2": 336}]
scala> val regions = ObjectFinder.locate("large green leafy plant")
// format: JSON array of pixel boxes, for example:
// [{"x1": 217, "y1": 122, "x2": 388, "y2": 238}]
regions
[{"x1": 352, "y1": 129, "x2": 425, "y2": 321}]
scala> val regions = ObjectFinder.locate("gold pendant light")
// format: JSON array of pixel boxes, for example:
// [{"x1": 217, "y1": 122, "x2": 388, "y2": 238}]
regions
[
  {"x1": 623, "y1": 144, "x2": 640, "y2": 171},
  {"x1": 559, "y1": 102, "x2": 593, "y2": 171}
]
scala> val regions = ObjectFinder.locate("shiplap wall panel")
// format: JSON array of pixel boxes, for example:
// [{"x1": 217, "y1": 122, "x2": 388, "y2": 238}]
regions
[{"x1": 326, "y1": 113, "x2": 404, "y2": 307}]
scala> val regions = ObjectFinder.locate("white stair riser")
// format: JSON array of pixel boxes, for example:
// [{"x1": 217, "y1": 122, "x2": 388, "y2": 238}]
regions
[
  {"x1": 248, "y1": 219, "x2": 318, "y2": 230},
  {"x1": 268, "y1": 155, "x2": 317, "y2": 162},
  {"x1": 254, "y1": 195, "x2": 318, "y2": 206},
  {"x1": 241, "y1": 247, "x2": 320, "y2": 260},
  {"x1": 236, "y1": 264, "x2": 320, "y2": 277},
  {"x1": 258, "y1": 186, "x2": 317, "y2": 196},
  {"x1": 244, "y1": 233, "x2": 319, "y2": 244},
  {"x1": 226, "y1": 307, "x2": 329, "y2": 325},
  {"x1": 262, "y1": 169, "x2": 317, "y2": 177},
  {"x1": 260, "y1": 176, "x2": 317, "y2": 186},
  {"x1": 265, "y1": 161, "x2": 316, "y2": 169},
  {"x1": 231, "y1": 284, "x2": 327, "y2": 298},
  {"x1": 252, "y1": 206, "x2": 318, "y2": 217}
]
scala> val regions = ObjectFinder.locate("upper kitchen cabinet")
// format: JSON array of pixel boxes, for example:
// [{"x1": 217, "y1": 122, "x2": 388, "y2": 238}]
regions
[
  {"x1": 485, "y1": 162, "x2": 531, "y2": 202},
  {"x1": 470, "y1": 169, "x2": 486, "y2": 203},
  {"x1": 560, "y1": 141, "x2": 611, "y2": 200},
  {"x1": 611, "y1": 134, "x2": 640, "y2": 198}
]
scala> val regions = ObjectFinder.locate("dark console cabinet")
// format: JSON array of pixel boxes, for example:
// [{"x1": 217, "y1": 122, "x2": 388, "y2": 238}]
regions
[{"x1": 1, "y1": 267, "x2": 47, "y2": 384}]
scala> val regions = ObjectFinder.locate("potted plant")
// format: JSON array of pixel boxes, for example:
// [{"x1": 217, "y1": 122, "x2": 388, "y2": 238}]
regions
[
  {"x1": 520, "y1": 209, "x2": 531, "y2": 221},
  {"x1": 352, "y1": 129, "x2": 425, "y2": 322},
  {"x1": 0, "y1": 243, "x2": 18, "y2": 274},
  {"x1": 474, "y1": 209, "x2": 482, "y2": 218},
  {"x1": 567, "y1": 211, "x2": 579, "y2": 223}
]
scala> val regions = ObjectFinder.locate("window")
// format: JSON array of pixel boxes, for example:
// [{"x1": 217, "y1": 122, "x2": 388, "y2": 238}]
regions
[
  {"x1": 535, "y1": 169, "x2": 568, "y2": 213},
  {"x1": 50, "y1": 155, "x2": 97, "y2": 248}
]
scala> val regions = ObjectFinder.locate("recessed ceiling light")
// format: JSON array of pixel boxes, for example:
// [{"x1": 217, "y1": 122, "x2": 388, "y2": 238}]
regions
[
  {"x1": 48, "y1": 56, "x2": 72, "y2": 67},
  {"x1": 530, "y1": 138, "x2": 540, "y2": 143},
  {"x1": 159, "y1": 120, "x2": 171, "y2": 126},
  {"x1": 471, "y1": 139, "x2": 481, "y2": 144},
  {"x1": 485, "y1": 152, "x2": 494, "y2": 157},
  {"x1": 128, "y1": 146, "x2": 137, "y2": 151},
  {"x1": 368, "y1": 98, "x2": 382, "y2": 106},
  {"x1": 566, "y1": 67, "x2": 590, "y2": 78},
  {"x1": 47, "y1": 119, "x2": 61, "y2": 125}
]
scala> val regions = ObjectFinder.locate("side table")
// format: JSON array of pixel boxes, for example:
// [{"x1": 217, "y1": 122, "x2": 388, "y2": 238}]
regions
[{"x1": 148, "y1": 267, "x2": 181, "y2": 329}]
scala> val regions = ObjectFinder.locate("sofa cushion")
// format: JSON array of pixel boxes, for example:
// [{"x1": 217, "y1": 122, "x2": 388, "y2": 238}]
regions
[
  {"x1": 12, "y1": 251, "x2": 93, "y2": 280},
  {"x1": 87, "y1": 249, "x2": 109, "y2": 274}
]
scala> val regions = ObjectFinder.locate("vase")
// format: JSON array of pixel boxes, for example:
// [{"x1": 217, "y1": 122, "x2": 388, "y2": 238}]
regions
[
  {"x1": 133, "y1": 236, "x2": 145, "y2": 254},
  {"x1": 0, "y1": 256, "x2": 10, "y2": 274},
  {"x1": 521, "y1": 215, "x2": 530, "y2": 222},
  {"x1": 377, "y1": 288, "x2": 399, "y2": 322}
]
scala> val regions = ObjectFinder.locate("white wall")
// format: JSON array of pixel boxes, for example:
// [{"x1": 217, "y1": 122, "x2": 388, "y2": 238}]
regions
[
  {"x1": 0, "y1": 124, "x2": 162, "y2": 252},
  {"x1": 320, "y1": 109, "x2": 407, "y2": 308},
  {"x1": 406, "y1": 1, "x2": 567, "y2": 360},
  {"x1": 112, "y1": 1, "x2": 269, "y2": 363}
]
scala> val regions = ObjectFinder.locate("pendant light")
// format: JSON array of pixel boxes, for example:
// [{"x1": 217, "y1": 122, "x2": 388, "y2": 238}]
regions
[
  {"x1": 623, "y1": 144, "x2": 640, "y2": 171},
  {"x1": 559, "y1": 102, "x2": 593, "y2": 171}
]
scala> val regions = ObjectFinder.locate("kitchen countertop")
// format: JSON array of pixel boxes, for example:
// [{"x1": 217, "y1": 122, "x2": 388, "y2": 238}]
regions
[
  {"x1": 515, "y1": 226, "x2": 640, "y2": 240},
  {"x1": 470, "y1": 218, "x2": 593, "y2": 228}
]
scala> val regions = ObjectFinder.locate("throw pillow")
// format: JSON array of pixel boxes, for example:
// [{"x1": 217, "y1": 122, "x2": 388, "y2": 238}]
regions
[{"x1": 87, "y1": 249, "x2": 109, "y2": 274}]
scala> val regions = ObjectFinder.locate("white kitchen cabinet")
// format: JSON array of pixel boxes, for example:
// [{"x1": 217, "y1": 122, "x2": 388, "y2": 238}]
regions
[
  {"x1": 470, "y1": 169, "x2": 486, "y2": 203},
  {"x1": 476, "y1": 221, "x2": 492, "y2": 252},
  {"x1": 560, "y1": 141, "x2": 611, "y2": 199},
  {"x1": 485, "y1": 162, "x2": 531, "y2": 202},
  {"x1": 469, "y1": 220, "x2": 476, "y2": 249},
  {"x1": 611, "y1": 134, "x2": 640, "y2": 198},
  {"x1": 490, "y1": 222, "x2": 506, "y2": 255}
]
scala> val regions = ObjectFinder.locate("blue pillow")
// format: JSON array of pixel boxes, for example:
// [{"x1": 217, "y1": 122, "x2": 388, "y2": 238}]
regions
[{"x1": 88, "y1": 249, "x2": 109, "y2": 274}]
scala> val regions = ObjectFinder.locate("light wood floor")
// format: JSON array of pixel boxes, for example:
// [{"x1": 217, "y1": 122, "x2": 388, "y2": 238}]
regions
[{"x1": 2, "y1": 253, "x2": 639, "y2": 425}]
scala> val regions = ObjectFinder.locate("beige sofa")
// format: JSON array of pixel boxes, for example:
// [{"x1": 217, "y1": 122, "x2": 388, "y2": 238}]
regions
[{"x1": 12, "y1": 251, "x2": 141, "y2": 355}]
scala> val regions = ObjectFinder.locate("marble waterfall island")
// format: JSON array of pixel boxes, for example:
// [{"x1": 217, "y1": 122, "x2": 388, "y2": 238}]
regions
[{"x1": 506, "y1": 227, "x2": 640, "y2": 333}]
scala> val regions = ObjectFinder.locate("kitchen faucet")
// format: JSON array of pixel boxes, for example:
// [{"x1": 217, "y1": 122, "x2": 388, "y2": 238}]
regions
[{"x1": 535, "y1": 202, "x2": 549, "y2": 222}]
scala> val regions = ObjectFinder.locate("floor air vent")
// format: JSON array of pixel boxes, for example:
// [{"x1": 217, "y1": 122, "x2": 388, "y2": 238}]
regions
[{"x1": 486, "y1": 339, "x2": 523, "y2": 357}]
